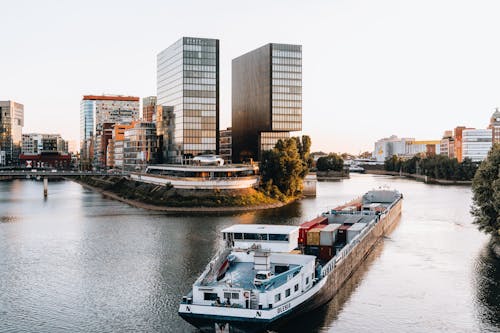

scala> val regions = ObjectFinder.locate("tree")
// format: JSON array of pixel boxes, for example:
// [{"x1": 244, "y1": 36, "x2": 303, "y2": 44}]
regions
[
  {"x1": 471, "y1": 144, "x2": 500, "y2": 238},
  {"x1": 260, "y1": 137, "x2": 309, "y2": 199},
  {"x1": 316, "y1": 153, "x2": 344, "y2": 172}
]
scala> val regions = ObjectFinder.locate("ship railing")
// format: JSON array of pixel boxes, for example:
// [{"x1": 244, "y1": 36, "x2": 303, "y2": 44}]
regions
[
  {"x1": 257, "y1": 265, "x2": 302, "y2": 291},
  {"x1": 198, "y1": 247, "x2": 232, "y2": 286}
]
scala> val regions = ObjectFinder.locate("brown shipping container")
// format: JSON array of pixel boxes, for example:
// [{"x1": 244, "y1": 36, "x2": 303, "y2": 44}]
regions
[
  {"x1": 319, "y1": 246, "x2": 334, "y2": 261},
  {"x1": 306, "y1": 225, "x2": 325, "y2": 246},
  {"x1": 298, "y1": 216, "x2": 328, "y2": 245}
]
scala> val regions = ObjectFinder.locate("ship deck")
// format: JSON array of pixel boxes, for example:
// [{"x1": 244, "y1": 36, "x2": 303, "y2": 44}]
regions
[{"x1": 207, "y1": 262, "x2": 302, "y2": 291}]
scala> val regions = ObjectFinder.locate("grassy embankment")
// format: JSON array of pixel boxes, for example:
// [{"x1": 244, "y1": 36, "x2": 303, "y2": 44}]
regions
[{"x1": 75, "y1": 175, "x2": 283, "y2": 208}]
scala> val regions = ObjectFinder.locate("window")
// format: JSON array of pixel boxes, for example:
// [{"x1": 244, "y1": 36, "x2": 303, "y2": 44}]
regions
[
  {"x1": 294, "y1": 284, "x2": 299, "y2": 292},
  {"x1": 306, "y1": 277, "x2": 309, "y2": 285},
  {"x1": 269, "y1": 234, "x2": 289, "y2": 242},
  {"x1": 231, "y1": 293, "x2": 239, "y2": 299},
  {"x1": 234, "y1": 233, "x2": 243, "y2": 240},
  {"x1": 285, "y1": 289, "x2": 291, "y2": 298},
  {"x1": 204, "y1": 293, "x2": 218, "y2": 301},
  {"x1": 275, "y1": 293, "x2": 281, "y2": 302},
  {"x1": 244, "y1": 233, "x2": 258, "y2": 240}
]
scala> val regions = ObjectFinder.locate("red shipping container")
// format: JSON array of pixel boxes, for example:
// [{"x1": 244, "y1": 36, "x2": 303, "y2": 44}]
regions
[
  {"x1": 298, "y1": 216, "x2": 328, "y2": 245},
  {"x1": 319, "y1": 246, "x2": 334, "y2": 261}
]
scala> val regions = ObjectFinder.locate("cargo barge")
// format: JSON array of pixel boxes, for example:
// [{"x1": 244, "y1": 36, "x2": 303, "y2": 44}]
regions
[{"x1": 178, "y1": 189, "x2": 403, "y2": 332}]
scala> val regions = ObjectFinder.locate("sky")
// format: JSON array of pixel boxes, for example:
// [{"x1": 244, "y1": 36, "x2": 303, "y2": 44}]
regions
[{"x1": 1, "y1": 0, "x2": 499, "y2": 154}]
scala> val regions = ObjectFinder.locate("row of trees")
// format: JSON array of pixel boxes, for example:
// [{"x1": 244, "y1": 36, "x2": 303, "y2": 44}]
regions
[
  {"x1": 259, "y1": 136, "x2": 311, "y2": 200},
  {"x1": 471, "y1": 144, "x2": 499, "y2": 247},
  {"x1": 384, "y1": 154, "x2": 479, "y2": 181}
]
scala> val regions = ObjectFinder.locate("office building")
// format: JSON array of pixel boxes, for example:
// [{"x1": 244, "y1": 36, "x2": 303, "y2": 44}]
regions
[
  {"x1": 157, "y1": 37, "x2": 220, "y2": 164},
  {"x1": 462, "y1": 129, "x2": 492, "y2": 162},
  {"x1": 232, "y1": 43, "x2": 302, "y2": 162},
  {"x1": 440, "y1": 131, "x2": 455, "y2": 158},
  {"x1": 490, "y1": 108, "x2": 500, "y2": 144},
  {"x1": 143, "y1": 96, "x2": 157, "y2": 122},
  {"x1": 123, "y1": 121, "x2": 159, "y2": 171},
  {"x1": 107, "y1": 123, "x2": 134, "y2": 169},
  {"x1": 0, "y1": 100, "x2": 24, "y2": 165},
  {"x1": 373, "y1": 136, "x2": 414, "y2": 162},
  {"x1": 80, "y1": 95, "x2": 140, "y2": 169},
  {"x1": 22, "y1": 133, "x2": 68, "y2": 154},
  {"x1": 219, "y1": 127, "x2": 232, "y2": 163}
]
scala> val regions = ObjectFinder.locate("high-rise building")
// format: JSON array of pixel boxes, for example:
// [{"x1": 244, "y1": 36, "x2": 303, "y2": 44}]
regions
[
  {"x1": 142, "y1": 96, "x2": 157, "y2": 122},
  {"x1": 490, "y1": 108, "x2": 500, "y2": 144},
  {"x1": 462, "y1": 129, "x2": 492, "y2": 162},
  {"x1": 232, "y1": 43, "x2": 302, "y2": 162},
  {"x1": 157, "y1": 37, "x2": 220, "y2": 164},
  {"x1": 219, "y1": 127, "x2": 232, "y2": 163},
  {"x1": 0, "y1": 100, "x2": 24, "y2": 166},
  {"x1": 123, "y1": 121, "x2": 159, "y2": 171},
  {"x1": 80, "y1": 95, "x2": 140, "y2": 169}
]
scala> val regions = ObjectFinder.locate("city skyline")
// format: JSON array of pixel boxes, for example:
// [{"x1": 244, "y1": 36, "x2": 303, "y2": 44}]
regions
[{"x1": 1, "y1": 0, "x2": 500, "y2": 153}]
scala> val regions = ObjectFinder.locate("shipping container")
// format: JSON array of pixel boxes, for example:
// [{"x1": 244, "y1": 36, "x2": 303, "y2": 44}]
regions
[
  {"x1": 298, "y1": 216, "x2": 328, "y2": 245},
  {"x1": 306, "y1": 225, "x2": 326, "y2": 246},
  {"x1": 319, "y1": 223, "x2": 342, "y2": 246},
  {"x1": 304, "y1": 245, "x2": 320, "y2": 256},
  {"x1": 319, "y1": 245, "x2": 334, "y2": 261},
  {"x1": 336, "y1": 225, "x2": 351, "y2": 244},
  {"x1": 346, "y1": 222, "x2": 367, "y2": 243}
]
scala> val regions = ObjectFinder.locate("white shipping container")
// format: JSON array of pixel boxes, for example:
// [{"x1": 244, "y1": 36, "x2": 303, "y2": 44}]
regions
[
  {"x1": 347, "y1": 223, "x2": 368, "y2": 243},
  {"x1": 319, "y1": 224, "x2": 342, "y2": 246}
]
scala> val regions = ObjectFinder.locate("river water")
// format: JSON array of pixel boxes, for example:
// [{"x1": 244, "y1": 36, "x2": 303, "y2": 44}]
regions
[{"x1": 0, "y1": 174, "x2": 498, "y2": 333}]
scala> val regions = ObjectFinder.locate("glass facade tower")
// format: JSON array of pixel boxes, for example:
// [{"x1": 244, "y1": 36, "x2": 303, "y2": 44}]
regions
[
  {"x1": 157, "y1": 37, "x2": 220, "y2": 164},
  {"x1": 0, "y1": 101, "x2": 24, "y2": 166},
  {"x1": 232, "y1": 43, "x2": 302, "y2": 162}
]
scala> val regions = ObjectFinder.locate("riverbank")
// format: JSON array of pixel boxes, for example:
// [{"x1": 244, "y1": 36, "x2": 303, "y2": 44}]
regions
[
  {"x1": 316, "y1": 170, "x2": 349, "y2": 181},
  {"x1": 70, "y1": 176, "x2": 293, "y2": 213},
  {"x1": 365, "y1": 170, "x2": 472, "y2": 185}
]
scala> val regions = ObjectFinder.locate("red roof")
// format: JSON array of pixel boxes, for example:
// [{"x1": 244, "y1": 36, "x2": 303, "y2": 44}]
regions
[{"x1": 83, "y1": 95, "x2": 139, "y2": 102}]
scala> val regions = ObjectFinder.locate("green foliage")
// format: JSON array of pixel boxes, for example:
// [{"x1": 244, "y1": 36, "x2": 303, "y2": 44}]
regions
[
  {"x1": 384, "y1": 154, "x2": 479, "y2": 181},
  {"x1": 259, "y1": 136, "x2": 311, "y2": 199},
  {"x1": 316, "y1": 153, "x2": 344, "y2": 172},
  {"x1": 471, "y1": 144, "x2": 500, "y2": 237}
]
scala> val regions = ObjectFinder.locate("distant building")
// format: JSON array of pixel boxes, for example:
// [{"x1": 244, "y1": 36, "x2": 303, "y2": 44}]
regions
[
  {"x1": 19, "y1": 151, "x2": 71, "y2": 169},
  {"x1": 142, "y1": 96, "x2": 157, "y2": 122},
  {"x1": 490, "y1": 108, "x2": 500, "y2": 144},
  {"x1": 453, "y1": 126, "x2": 473, "y2": 162},
  {"x1": 22, "y1": 133, "x2": 68, "y2": 154},
  {"x1": 80, "y1": 95, "x2": 140, "y2": 169},
  {"x1": 440, "y1": 131, "x2": 455, "y2": 158},
  {"x1": 404, "y1": 140, "x2": 440, "y2": 158},
  {"x1": 232, "y1": 43, "x2": 302, "y2": 162},
  {"x1": 123, "y1": 121, "x2": 159, "y2": 171},
  {"x1": 0, "y1": 100, "x2": 24, "y2": 166},
  {"x1": 462, "y1": 129, "x2": 492, "y2": 162},
  {"x1": 219, "y1": 127, "x2": 232, "y2": 163},
  {"x1": 107, "y1": 123, "x2": 134, "y2": 169},
  {"x1": 157, "y1": 37, "x2": 220, "y2": 164},
  {"x1": 373, "y1": 136, "x2": 414, "y2": 162}
]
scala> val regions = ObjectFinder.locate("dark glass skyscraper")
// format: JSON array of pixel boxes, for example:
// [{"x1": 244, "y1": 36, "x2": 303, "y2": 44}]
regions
[
  {"x1": 157, "y1": 37, "x2": 220, "y2": 164},
  {"x1": 232, "y1": 43, "x2": 302, "y2": 162}
]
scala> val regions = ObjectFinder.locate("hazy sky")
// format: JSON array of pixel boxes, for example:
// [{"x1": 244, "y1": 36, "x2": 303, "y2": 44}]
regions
[{"x1": 1, "y1": 0, "x2": 499, "y2": 153}]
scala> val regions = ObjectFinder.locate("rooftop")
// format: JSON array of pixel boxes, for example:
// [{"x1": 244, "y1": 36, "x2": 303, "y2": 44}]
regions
[{"x1": 222, "y1": 224, "x2": 299, "y2": 235}]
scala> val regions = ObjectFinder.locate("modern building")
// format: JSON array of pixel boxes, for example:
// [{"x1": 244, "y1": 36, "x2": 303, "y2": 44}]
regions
[
  {"x1": 453, "y1": 126, "x2": 473, "y2": 162},
  {"x1": 107, "y1": 123, "x2": 134, "y2": 169},
  {"x1": 232, "y1": 43, "x2": 302, "y2": 162},
  {"x1": 373, "y1": 136, "x2": 414, "y2": 162},
  {"x1": 80, "y1": 95, "x2": 140, "y2": 169},
  {"x1": 219, "y1": 127, "x2": 232, "y2": 163},
  {"x1": 439, "y1": 131, "x2": 455, "y2": 158},
  {"x1": 142, "y1": 96, "x2": 157, "y2": 122},
  {"x1": 405, "y1": 140, "x2": 441, "y2": 157},
  {"x1": 490, "y1": 108, "x2": 500, "y2": 144},
  {"x1": 157, "y1": 37, "x2": 220, "y2": 164},
  {"x1": 0, "y1": 100, "x2": 24, "y2": 166},
  {"x1": 22, "y1": 133, "x2": 68, "y2": 154},
  {"x1": 123, "y1": 121, "x2": 160, "y2": 171},
  {"x1": 462, "y1": 129, "x2": 492, "y2": 162}
]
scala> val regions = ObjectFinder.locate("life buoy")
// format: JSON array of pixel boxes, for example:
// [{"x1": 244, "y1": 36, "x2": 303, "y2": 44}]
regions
[{"x1": 244, "y1": 291, "x2": 250, "y2": 299}]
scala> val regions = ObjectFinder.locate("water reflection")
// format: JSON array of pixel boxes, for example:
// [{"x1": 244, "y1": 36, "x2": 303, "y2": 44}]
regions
[{"x1": 474, "y1": 241, "x2": 500, "y2": 332}]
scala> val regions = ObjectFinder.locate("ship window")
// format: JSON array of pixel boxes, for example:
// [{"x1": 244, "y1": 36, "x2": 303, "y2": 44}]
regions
[
  {"x1": 231, "y1": 293, "x2": 239, "y2": 299},
  {"x1": 234, "y1": 233, "x2": 243, "y2": 240},
  {"x1": 224, "y1": 292, "x2": 231, "y2": 300},
  {"x1": 269, "y1": 234, "x2": 289, "y2": 242},
  {"x1": 285, "y1": 289, "x2": 291, "y2": 297},
  {"x1": 274, "y1": 293, "x2": 281, "y2": 302},
  {"x1": 204, "y1": 292, "x2": 218, "y2": 301},
  {"x1": 306, "y1": 277, "x2": 309, "y2": 285},
  {"x1": 244, "y1": 233, "x2": 258, "y2": 240},
  {"x1": 294, "y1": 284, "x2": 299, "y2": 292},
  {"x1": 223, "y1": 233, "x2": 226, "y2": 240}
]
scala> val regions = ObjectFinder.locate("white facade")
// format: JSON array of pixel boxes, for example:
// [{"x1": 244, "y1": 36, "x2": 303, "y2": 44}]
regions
[
  {"x1": 373, "y1": 136, "x2": 414, "y2": 162},
  {"x1": 462, "y1": 129, "x2": 492, "y2": 162}
]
